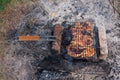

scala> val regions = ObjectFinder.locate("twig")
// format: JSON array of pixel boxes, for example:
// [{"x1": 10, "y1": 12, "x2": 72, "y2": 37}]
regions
[{"x1": 109, "y1": 0, "x2": 120, "y2": 15}]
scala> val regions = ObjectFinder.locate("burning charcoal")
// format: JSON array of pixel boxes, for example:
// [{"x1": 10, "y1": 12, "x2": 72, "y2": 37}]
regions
[
  {"x1": 61, "y1": 29, "x2": 73, "y2": 46},
  {"x1": 106, "y1": 29, "x2": 111, "y2": 34}
]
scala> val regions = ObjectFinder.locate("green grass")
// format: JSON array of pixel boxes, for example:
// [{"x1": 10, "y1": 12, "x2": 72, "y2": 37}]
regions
[
  {"x1": 0, "y1": 0, "x2": 11, "y2": 11},
  {"x1": 0, "y1": 0, "x2": 34, "y2": 11}
]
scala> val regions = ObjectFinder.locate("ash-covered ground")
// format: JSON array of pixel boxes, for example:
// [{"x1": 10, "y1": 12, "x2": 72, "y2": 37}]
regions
[{"x1": 2, "y1": 0, "x2": 120, "y2": 80}]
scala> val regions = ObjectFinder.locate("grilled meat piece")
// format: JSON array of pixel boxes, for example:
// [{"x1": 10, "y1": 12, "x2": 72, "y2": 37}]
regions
[{"x1": 65, "y1": 22, "x2": 95, "y2": 58}]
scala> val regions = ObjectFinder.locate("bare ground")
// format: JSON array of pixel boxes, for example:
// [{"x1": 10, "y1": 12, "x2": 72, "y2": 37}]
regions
[{"x1": 0, "y1": 0, "x2": 120, "y2": 80}]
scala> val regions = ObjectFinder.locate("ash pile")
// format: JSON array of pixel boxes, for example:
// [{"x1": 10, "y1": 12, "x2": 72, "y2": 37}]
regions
[{"x1": 3, "y1": 0, "x2": 120, "y2": 80}]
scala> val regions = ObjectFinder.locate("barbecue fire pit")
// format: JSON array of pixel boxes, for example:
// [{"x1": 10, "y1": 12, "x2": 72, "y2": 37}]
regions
[
  {"x1": 52, "y1": 21, "x2": 108, "y2": 61},
  {"x1": 18, "y1": 21, "x2": 108, "y2": 61}
]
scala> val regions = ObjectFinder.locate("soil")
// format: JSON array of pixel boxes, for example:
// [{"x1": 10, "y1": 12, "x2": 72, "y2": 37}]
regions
[{"x1": 1, "y1": 0, "x2": 120, "y2": 80}]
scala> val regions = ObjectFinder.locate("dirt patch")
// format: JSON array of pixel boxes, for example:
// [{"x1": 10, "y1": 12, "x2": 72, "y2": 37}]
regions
[
  {"x1": 1, "y1": 0, "x2": 120, "y2": 80},
  {"x1": 0, "y1": 1, "x2": 37, "y2": 80}
]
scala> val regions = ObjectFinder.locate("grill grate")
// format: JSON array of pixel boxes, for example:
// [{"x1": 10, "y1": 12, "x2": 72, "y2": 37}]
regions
[{"x1": 61, "y1": 21, "x2": 100, "y2": 59}]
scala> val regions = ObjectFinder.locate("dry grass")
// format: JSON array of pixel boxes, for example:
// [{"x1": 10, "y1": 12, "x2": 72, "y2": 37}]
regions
[
  {"x1": 0, "y1": 0, "x2": 33, "y2": 54},
  {"x1": 0, "y1": 0, "x2": 37, "y2": 56},
  {"x1": 0, "y1": 0, "x2": 34, "y2": 32},
  {"x1": 0, "y1": 0, "x2": 36, "y2": 80}
]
